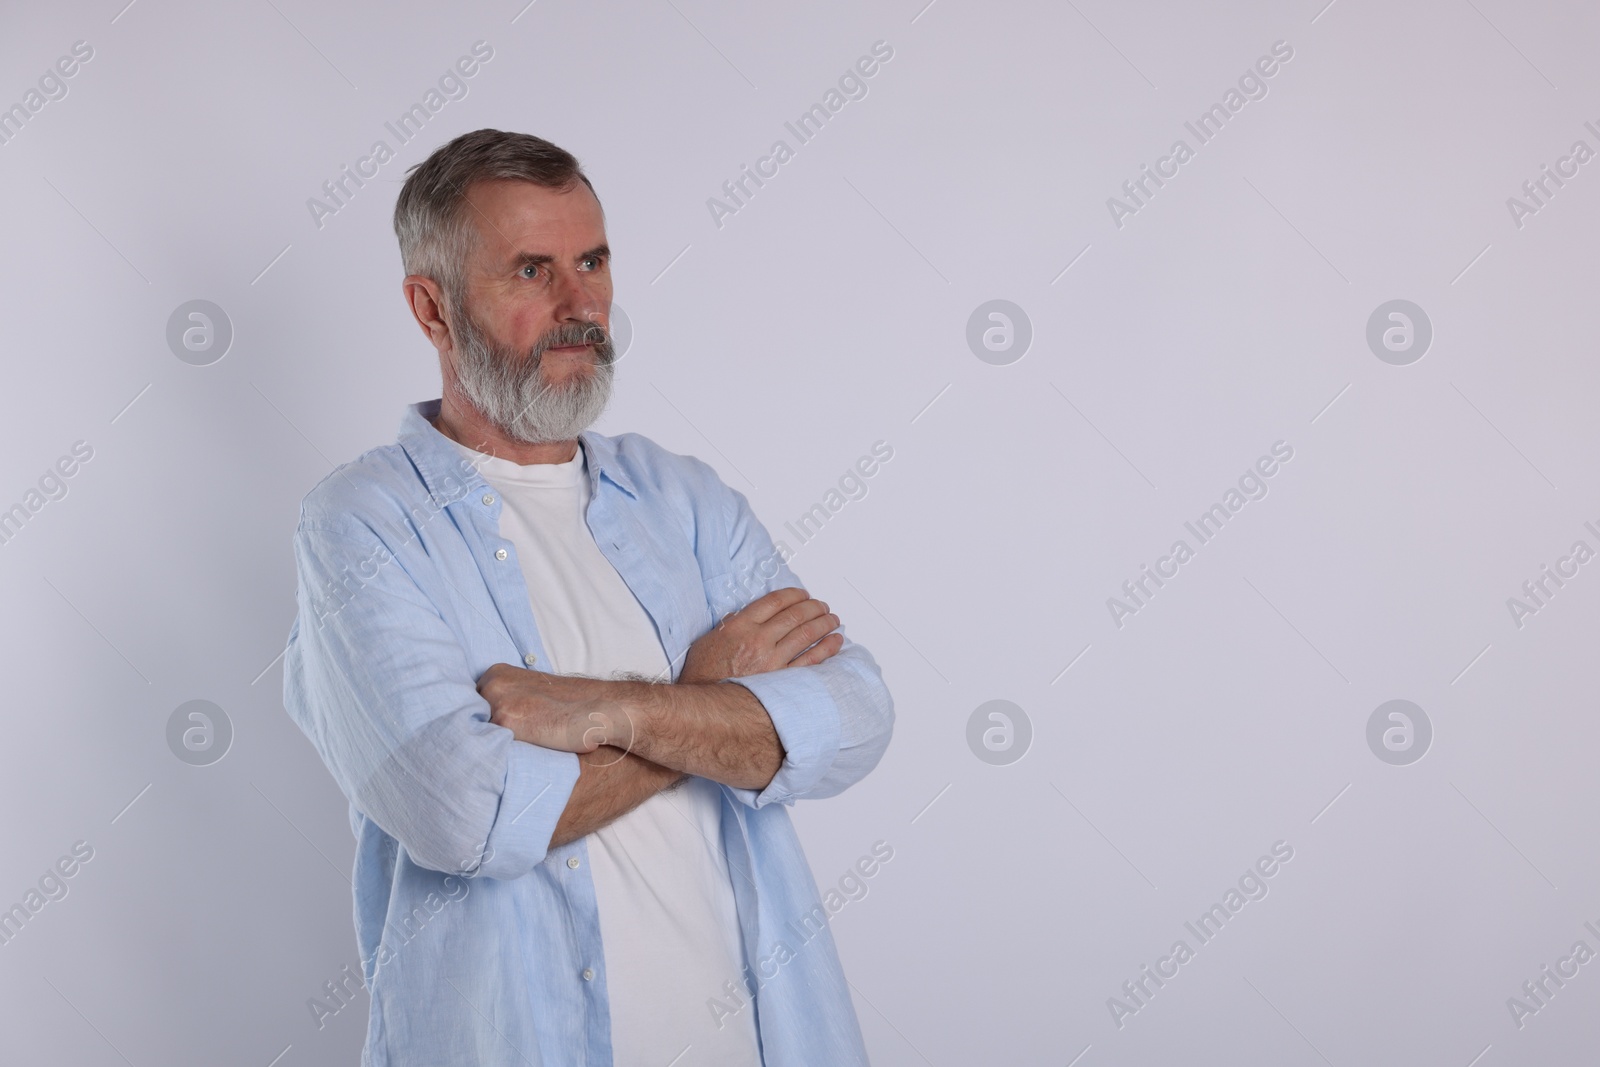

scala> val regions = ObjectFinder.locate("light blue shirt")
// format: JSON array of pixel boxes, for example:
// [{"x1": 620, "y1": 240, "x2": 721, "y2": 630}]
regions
[{"x1": 282, "y1": 399, "x2": 895, "y2": 1066}]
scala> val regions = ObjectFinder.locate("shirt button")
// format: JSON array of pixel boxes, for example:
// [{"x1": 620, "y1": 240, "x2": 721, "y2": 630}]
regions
[
  {"x1": 524, "y1": 652, "x2": 538, "y2": 666},
  {"x1": 582, "y1": 968, "x2": 594, "y2": 981},
  {"x1": 482, "y1": 493, "x2": 495, "y2": 505},
  {"x1": 495, "y1": 548, "x2": 508, "y2": 561},
  {"x1": 566, "y1": 856, "x2": 580, "y2": 869}
]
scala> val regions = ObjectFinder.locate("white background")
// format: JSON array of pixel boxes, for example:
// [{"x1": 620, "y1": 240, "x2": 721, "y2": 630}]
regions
[{"x1": 1, "y1": 0, "x2": 1597, "y2": 1064}]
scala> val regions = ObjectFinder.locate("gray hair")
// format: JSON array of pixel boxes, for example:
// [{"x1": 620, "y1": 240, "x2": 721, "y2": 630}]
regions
[{"x1": 393, "y1": 128, "x2": 599, "y2": 314}]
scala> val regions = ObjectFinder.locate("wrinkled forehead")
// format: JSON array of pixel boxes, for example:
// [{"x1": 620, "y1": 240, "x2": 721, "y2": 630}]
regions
[{"x1": 462, "y1": 179, "x2": 607, "y2": 267}]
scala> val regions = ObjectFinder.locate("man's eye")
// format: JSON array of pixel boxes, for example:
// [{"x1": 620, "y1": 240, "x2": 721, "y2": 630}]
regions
[
  {"x1": 521, "y1": 265, "x2": 540, "y2": 279},
  {"x1": 580, "y1": 256, "x2": 602, "y2": 271}
]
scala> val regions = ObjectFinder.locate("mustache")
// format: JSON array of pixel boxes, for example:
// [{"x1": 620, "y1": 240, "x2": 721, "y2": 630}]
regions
[{"x1": 530, "y1": 321, "x2": 616, "y2": 367}]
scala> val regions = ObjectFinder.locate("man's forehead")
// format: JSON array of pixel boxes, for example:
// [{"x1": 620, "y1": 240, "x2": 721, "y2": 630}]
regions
[{"x1": 468, "y1": 179, "x2": 605, "y2": 257}]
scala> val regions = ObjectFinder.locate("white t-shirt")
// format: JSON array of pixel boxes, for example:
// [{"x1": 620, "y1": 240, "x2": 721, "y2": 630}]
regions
[{"x1": 453, "y1": 438, "x2": 762, "y2": 1067}]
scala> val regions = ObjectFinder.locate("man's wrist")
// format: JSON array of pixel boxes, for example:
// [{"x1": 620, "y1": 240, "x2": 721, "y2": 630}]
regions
[{"x1": 607, "y1": 677, "x2": 661, "y2": 751}]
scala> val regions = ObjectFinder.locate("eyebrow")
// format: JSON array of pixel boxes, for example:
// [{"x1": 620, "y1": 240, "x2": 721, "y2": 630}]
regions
[{"x1": 507, "y1": 244, "x2": 610, "y2": 271}]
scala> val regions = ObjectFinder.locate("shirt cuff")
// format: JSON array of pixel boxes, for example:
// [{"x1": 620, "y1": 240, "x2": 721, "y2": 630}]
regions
[
  {"x1": 725, "y1": 667, "x2": 841, "y2": 808},
  {"x1": 476, "y1": 741, "x2": 581, "y2": 877}
]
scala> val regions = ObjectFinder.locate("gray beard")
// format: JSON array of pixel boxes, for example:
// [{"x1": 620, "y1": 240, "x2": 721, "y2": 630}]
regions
[{"x1": 449, "y1": 302, "x2": 616, "y2": 445}]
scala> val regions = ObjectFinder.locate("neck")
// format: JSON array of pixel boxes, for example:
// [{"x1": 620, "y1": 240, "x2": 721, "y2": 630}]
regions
[{"x1": 432, "y1": 389, "x2": 579, "y2": 465}]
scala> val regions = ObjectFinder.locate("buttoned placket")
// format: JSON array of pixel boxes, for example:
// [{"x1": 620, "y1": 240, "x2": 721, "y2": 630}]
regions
[
  {"x1": 471, "y1": 483, "x2": 543, "y2": 670},
  {"x1": 461, "y1": 462, "x2": 611, "y2": 1056}
]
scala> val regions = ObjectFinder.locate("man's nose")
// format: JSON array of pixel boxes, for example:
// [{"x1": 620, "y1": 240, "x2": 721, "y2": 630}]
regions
[{"x1": 551, "y1": 272, "x2": 605, "y2": 331}]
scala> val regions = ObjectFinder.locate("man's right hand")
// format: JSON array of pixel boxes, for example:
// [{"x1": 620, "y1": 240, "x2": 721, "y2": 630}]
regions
[{"x1": 679, "y1": 587, "x2": 843, "y2": 685}]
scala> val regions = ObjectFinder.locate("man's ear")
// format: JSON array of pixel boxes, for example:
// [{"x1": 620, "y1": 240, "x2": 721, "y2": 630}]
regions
[{"x1": 402, "y1": 274, "x2": 452, "y2": 351}]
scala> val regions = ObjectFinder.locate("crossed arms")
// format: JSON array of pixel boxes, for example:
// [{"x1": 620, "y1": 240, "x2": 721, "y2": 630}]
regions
[
  {"x1": 478, "y1": 587, "x2": 844, "y2": 847},
  {"x1": 285, "y1": 469, "x2": 894, "y2": 879}
]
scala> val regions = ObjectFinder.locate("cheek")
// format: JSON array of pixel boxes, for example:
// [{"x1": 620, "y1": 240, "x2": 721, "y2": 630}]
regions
[{"x1": 505, "y1": 307, "x2": 554, "y2": 348}]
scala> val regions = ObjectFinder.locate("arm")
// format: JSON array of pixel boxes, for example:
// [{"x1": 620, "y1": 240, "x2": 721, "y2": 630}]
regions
[
  {"x1": 698, "y1": 473, "x2": 896, "y2": 808},
  {"x1": 283, "y1": 521, "x2": 580, "y2": 879},
  {"x1": 548, "y1": 748, "x2": 686, "y2": 848},
  {"x1": 476, "y1": 451, "x2": 891, "y2": 814},
  {"x1": 623, "y1": 680, "x2": 781, "y2": 789},
  {"x1": 479, "y1": 461, "x2": 897, "y2": 809},
  {"x1": 286, "y1": 517, "x2": 841, "y2": 867},
  {"x1": 481, "y1": 668, "x2": 783, "y2": 790},
  {"x1": 480, "y1": 588, "x2": 847, "y2": 792}
]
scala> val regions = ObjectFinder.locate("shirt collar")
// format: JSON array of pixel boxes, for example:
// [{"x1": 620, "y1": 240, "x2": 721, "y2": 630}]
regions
[{"x1": 397, "y1": 399, "x2": 638, "y2": 504}]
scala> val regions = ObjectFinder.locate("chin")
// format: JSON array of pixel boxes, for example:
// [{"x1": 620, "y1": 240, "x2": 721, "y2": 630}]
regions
[{"x1": 543, "y1": 366, "x2": 595, "y2": 388}]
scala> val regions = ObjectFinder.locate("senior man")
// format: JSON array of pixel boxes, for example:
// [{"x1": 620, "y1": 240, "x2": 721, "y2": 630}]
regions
[{"x1": 281, "y1": 128, "x2": 894, "y2": 1066}]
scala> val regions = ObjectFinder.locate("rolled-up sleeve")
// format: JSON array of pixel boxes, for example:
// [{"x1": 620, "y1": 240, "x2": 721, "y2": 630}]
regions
[
  {"x1": 701, "y1": 479, "x2": 895, "y2": 809},
  {"x1": 282, "y1": 520, "x2": 579, "y2": 878}
]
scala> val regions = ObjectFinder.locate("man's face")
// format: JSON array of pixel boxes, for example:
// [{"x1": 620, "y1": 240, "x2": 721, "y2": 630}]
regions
[{"x1": 447, "y1": 179, "x2": 616, "y2": 444}]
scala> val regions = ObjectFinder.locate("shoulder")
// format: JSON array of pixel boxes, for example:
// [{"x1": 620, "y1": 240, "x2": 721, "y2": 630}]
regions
[
  {"x1": 589, "y1": 430, "x2": 732, "y2": 505},
  {"x1": 294, "y1": 443, "x2": 436, "y2": 540}
]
